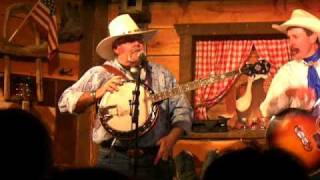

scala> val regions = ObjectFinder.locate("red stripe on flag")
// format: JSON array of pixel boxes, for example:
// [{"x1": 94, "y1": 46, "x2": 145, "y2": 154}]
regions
[{"x1": 29, "y1": 0, "x2": 58, "y2": 62}]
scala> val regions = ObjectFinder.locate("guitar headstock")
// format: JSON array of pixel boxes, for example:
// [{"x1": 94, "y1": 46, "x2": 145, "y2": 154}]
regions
[{"x1": 241, "y1": 59, "x2": 271, "y2": 76}]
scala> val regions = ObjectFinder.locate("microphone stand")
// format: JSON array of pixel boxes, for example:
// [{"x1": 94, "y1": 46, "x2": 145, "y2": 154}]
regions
[{"x1": 129, "y1": 54, "x2": 146, "y2": 177}]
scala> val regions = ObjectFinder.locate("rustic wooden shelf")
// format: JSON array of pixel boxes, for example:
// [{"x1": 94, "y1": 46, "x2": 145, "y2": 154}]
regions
[{"x1": 0, "y1": 54, "x2": 79, "y2": 81}]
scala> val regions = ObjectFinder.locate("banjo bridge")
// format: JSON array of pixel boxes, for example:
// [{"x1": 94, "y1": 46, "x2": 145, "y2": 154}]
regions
[
  {"x1": 99, "y1": 105, "x2": 118, "y2": 120},
  {"x1": 100, "y1": 104, "x2": 132, "y2": 120}
]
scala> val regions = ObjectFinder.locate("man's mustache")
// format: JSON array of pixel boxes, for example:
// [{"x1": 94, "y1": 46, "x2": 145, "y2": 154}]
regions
[{"x1": 128, "y1": 49, "x2": 144, "y2": 62}]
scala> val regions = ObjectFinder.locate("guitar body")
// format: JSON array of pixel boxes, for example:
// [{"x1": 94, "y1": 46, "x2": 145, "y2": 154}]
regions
[{"x1": 266, "y1": 109, "x2": 320, "y2": 172}]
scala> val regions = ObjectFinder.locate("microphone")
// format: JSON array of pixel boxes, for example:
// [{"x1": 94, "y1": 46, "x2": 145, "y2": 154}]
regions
[
  {"x1": 130, "y1": 52, "x2": 147, "y2": 81},
  {"x1": 138, "y1": 51, "x2": 147, "y2": 68},
  {"x1": 138, "y1": 52, "x2": 147, "y2": 81},
  {"x1": 130, "y1": 66, "x2": 139, "y2": 74}
]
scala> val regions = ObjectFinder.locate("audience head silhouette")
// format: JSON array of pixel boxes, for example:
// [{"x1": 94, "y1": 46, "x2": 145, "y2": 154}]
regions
[
  {"x1": 0, "y1": 108, "x2": 53, "y2": 180},
  {"x1": 50, "y1": 167, "x2": 131, "y2": 180},
  {"x1": 203, "y1": 146, "x2": 309, "y2": 180}
]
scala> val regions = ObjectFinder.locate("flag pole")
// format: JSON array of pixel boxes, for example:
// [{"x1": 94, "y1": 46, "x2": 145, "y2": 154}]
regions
[{"x1": 8, "y1": 0, "x2": 40, "y2": 43}]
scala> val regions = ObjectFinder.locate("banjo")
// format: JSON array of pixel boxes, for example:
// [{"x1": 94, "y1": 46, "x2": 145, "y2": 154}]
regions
[{"x1": 98, "y1": 59, "x2": 270, "y2": 140}]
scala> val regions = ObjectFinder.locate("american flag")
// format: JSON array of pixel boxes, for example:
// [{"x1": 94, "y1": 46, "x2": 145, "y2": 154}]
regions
[{"x1": 30, "y1": 0, "x2": 58, "y2": 60}]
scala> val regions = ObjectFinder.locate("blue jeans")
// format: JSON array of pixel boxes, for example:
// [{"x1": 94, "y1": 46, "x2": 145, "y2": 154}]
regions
[{"x1": 97, "y1": 147, "x2": 174, "y2": 180}]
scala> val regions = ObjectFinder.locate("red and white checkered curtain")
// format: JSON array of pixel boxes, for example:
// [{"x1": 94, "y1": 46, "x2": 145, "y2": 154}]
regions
[
  {"x1": 194, "y1": 39, "x2": 291, "y2": 120},
  {"x1": 253, "y1": 39, "x2": 291, "y2": 91},
  {"x1": 194, "y1": 40, "x2": 253, "y2": 120}
]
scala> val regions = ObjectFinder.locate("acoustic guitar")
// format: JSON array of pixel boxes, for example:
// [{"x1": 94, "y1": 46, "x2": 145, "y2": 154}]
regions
[{"x1": 266, "y1": 109, "x2": 320, "y2": 172}]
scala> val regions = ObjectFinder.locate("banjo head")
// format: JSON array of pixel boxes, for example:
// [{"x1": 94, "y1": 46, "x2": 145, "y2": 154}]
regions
[{"x1": 98, "y1": 81, "x2": 159, "y2": 140}]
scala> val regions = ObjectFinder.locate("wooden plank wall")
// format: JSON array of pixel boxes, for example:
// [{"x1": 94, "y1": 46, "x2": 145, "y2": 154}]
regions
[
  {"x1": 1, "y1": 0, "x2": 320, "y2": 80},
  {"x1": 138, "y1": 0, "x2": 320, "y2": 81},
  {"x1": 2, "y1": 0, "x2": 319, "y2": 81},
  {"x1": 104, "y1": 0, "x2": 319, "y2": 81}
]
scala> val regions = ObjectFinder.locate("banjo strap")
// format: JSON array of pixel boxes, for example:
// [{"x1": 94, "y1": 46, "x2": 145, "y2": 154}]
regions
[
  {"x1": 102, "y1": 64, "x2": 152, "y2": 87},
  {"x1": 102, "y1": 64, "x2": 129, "y2": 80}
]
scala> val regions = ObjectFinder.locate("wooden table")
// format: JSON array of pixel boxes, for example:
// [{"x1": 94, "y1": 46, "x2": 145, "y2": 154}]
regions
[{"x1": 173, "y1": 129, "x2": 267, "y2": 176}]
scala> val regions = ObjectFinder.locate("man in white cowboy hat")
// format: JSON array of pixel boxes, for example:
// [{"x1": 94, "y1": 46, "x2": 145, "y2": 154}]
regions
[
  {"x1": 58, "y1": 14, "x2": 193, "y2": 180},
  {"x1": 260, "y1": 9, "x2": 320, "y2": 119}
]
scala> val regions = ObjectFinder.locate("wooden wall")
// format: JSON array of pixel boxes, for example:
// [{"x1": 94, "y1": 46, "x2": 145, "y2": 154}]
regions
[
  {"x1": 1, "y1": 0, "x2": 320, "y2": 168},
  {"x1": 1, "y1": 0, "x2": 320, "y2": 83},
  {"x1": 133, "y1": 0, "x2": 319, "y2": 81},
  {"x1": 2, "y1": 0, "x2": 319, "y2": 84}
]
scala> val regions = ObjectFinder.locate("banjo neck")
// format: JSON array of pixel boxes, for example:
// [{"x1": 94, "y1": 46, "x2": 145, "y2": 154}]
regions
[
  {"x1": 150, "y1": 59, "x2": 270, "y2": 103},
  {"x1": 150, "y1": 70, "x2": 238, "y2": 103}
]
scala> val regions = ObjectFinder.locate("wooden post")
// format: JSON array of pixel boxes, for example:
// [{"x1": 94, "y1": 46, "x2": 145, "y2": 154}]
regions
[
  {"x1": 35, "y1": 30, "x2": 43, "y2": 102},
  {"x1": 75, "y1": 0, "x2": 108, "y2": 167},
  {"x1": 3, "y1": 55, "x2": 10, "y2": 100},
  {"x1": 36, "y1": 58, "x2": 43, "y2": 102}
]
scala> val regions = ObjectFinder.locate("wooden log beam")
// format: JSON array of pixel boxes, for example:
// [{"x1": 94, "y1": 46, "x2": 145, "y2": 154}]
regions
[
  {"x1": 73, "y1": 0, "x2": 108, "y2": 167},
  {"x1": 35, "y1": 31, "x2": 43, "y2": 102}
]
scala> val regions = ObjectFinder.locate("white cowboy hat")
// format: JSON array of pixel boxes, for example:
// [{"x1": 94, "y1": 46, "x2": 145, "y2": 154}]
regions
[
  {"x1": 96, "y1": 14, "x2": 156, "y2": 60},
  {"x1": 272, "y1": 9, "x2": 320, "y2": 39}
]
